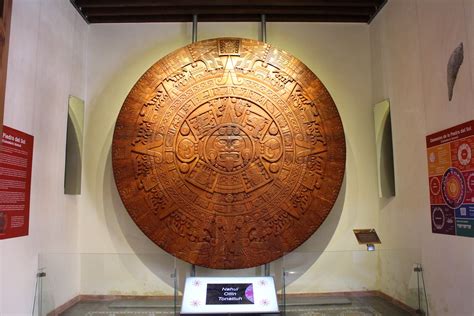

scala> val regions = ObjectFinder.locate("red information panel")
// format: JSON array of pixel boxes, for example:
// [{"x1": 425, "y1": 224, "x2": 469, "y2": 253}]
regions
[
  {"x1": 426, "y1": 120, "x2": 474, "y2": 238},
  {"x1": 0, "y1": 125, "x2": 34, "y2": 239}
]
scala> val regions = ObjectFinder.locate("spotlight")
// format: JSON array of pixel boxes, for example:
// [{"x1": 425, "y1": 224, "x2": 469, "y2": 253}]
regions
[{"x1": 366, "y1": 244, "x2": 375, "y2": 251}]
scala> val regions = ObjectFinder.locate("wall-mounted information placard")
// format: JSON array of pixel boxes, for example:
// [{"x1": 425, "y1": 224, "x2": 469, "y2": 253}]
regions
[
  {"x1": 426, "y1": 120, "x2": 474, "y2": 237},
  {"x1": 0, "y1": 125, "x2": 34, "y2": 239},
  {"x1": 181, "y1": 277, "x2": 278, "y2": 314}
]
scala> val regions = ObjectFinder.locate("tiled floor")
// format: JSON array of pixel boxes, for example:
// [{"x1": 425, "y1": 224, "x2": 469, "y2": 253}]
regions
[{"x1": 59, "y1": 294, "x2": 415, "y2": 316}]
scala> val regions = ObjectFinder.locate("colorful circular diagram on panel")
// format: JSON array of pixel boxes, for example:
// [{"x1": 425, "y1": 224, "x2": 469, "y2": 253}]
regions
[
  {"x1": 429, "y1": 177, "x2": 441, "y2": 196},
  {"x1": 457, "y1": 143, "x2": 471, "y2": 166},
  {"x1": 429, "y1": 152, "x2": 436, "y2": 164},
  {"x1": 431, "y1": 207, "x2": 445, "y2": 230},
  {"x1": 441, "y1": 167, "x2": 466, "y2": 209},
  {"x1": 467, "y1": 173, "x2": 474, "y2": 193}
]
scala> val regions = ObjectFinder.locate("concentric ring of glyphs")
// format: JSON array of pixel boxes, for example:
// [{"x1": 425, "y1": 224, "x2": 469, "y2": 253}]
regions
[{"x1": 112, "y1": 38, "x2": 346, "y2": 269}]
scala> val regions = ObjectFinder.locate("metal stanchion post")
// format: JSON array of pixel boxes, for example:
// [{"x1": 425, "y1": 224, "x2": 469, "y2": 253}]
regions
[{"x1": 264, "y1": 263, "x2": 270, "y2": 276}]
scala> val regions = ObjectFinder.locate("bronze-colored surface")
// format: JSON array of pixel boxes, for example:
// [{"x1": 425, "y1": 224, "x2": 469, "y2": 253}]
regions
[{"x1": 112, "y1": 38, "x2": 345, "y2": 269}]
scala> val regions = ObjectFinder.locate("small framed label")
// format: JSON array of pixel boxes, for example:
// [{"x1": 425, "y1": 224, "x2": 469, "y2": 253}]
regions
[
  {"x1": 353, "y1": 229, "x2": 381, "y2": 244},
  {"x1": 181, "y1": 277, "x2": 279, "y2": 314}
]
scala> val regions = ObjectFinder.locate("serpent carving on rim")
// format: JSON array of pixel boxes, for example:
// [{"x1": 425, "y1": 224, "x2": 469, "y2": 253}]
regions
[{"x1": 112, "y1": 38, "x2": 346, "y2": 269}]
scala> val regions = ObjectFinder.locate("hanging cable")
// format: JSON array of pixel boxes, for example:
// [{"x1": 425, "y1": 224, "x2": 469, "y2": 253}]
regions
[
  {"x1": 192, "y1": 14, "x2": 198, "y2": 43},
  {"x1": 260, "y1": 14, "x2": 267, "y2": 43}
]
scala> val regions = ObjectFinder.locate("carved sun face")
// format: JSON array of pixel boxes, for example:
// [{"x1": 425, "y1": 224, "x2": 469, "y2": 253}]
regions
[{"x1": 172, "y1": 97, "x2": 286, "y2": 213}]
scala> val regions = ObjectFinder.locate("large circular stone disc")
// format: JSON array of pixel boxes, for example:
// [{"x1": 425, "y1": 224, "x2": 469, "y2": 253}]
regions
[{"x1": 112, "y1": 38, "x2": 346, "y2": 269}]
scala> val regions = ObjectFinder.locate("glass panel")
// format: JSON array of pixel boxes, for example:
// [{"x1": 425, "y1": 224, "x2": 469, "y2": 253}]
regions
[
  {"x1": 36, "y1": 249, "x2": 425, "y2": 315},
  {"x1": 37, "y1": 253, "x2": 79, "y2": 316},
  {"x1": 38, "y1": 253, "x2": 177, "y2": 315},
  {"x1": 280, "y1": 249, "x2": 424, "y2": 315}
]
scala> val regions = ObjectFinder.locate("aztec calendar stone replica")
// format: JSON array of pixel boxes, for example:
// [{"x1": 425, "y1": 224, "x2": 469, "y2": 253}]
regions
[{"x1": 112, "y1": 38, "x2": 346, "y2": 269}]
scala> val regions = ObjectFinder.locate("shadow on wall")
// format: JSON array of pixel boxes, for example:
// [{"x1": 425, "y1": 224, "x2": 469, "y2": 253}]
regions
[
  {"x1": 103, "y1": 142, "x2": 186, "y2": 291},
  {"x1": 102, "y1": 136, "x2": 346, "y2": 291},
  {"x1": 273, "y1": 175, "x2": 347, "y2": 289}
]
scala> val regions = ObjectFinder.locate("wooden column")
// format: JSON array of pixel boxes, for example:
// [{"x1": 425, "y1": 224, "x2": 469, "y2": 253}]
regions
[{"x1": 0, "y1": 0, "x2": 12, "y2": 136}]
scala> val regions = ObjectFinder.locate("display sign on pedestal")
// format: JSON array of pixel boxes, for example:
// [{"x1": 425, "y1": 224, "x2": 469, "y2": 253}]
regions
[
  {"x1": 181, "y1": 277, "x2": 279, "y2": 314},
  {"x1": 0, "y1": 125, "x2": 34, "y2": 239},
  {"x1": 426, "y1": 120, "x2": 474, "y2": 238}
]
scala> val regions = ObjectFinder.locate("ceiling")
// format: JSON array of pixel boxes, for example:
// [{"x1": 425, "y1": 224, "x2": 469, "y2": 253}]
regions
[{"x1": 70, "y1": 0, "x2": 387, "y2": 24}]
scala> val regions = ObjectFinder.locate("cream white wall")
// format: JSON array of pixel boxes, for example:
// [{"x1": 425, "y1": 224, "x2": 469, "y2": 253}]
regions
[
  {"x1": 370, "y1": 0, "x2": 474, "y2": 315},
  {"x1": 81, "y1": 22, "x2": 379, "y2": 296},
  {"x1": 0, "y1": 0, "x2": 87, "y2": 314}
]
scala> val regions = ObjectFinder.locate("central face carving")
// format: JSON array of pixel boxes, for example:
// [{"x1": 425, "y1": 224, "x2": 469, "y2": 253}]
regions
[
  {"x1": 112, "y1": 38, "x2": 346, "y2": 269},
  {"x1": 174, "y1": 97, "x2": 283, "y2": 206},
  {"x1": 205, "y1": 123, "x2": 253, "y2": 173}
]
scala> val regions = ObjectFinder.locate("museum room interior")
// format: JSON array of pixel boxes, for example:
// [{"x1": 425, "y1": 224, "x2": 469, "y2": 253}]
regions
[{"x1": 0, "y1": 0, "x2": 473, "y2": 315}]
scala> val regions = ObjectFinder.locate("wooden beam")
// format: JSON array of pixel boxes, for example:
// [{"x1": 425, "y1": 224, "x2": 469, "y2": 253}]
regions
[
  {"x1": 70, "y1": 0, "x2": 387, "y2": 24},
  {"x1": 87, "y1": 14, "x2": 369, "y2": 23},
  {"x1": 74, "y1": 0, "x2": 382, "y2": 8},
  {"x1": 82, "y1": 6, "x2": 374, "y2": 17}
]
